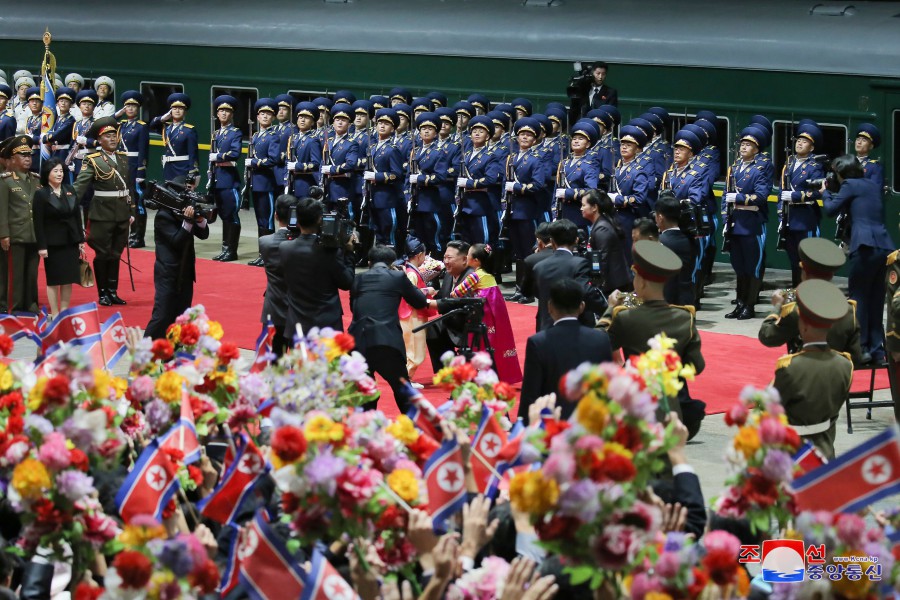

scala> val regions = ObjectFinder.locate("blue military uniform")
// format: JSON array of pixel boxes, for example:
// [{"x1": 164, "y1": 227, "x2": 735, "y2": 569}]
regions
[
  {"x1": 321, "y1": 103, "x2": 360, "y2": 221},
  {"x1": 486, "y1": 111, "x2": 511, "y2": 234},
  {"x1": 408, "y1": 112, "x2": 450, "y2": 256},
  {"x1": 208, "y1": 94, "x2": 244, "y2": 262},
  {"x1": 150, "y1": 93, "x2": 199, "y2": 184},
  {"x1": 612, "y1": 125, "x2": 652, "y2": 265},
  {"x1": 71, "y1": 89, "x2": 99, "y2": 220},
  {"x1": 683, "y1": 120, "x2": 720, "y2": 290},
  {"x1": 42, "y1": 87, "x2": 77, "y2": 181},
  {"x1": 506, "y1": 117, "x2": 546, "y2": 262},
  {"x1": 246, "y1": 98, "x2": 281, "y2": 257},
  {"x1": 285, "y1": 102, "x2": 323, "y2": 199},
  {"x1": 453, "y1": 101, "x2": 475, "y2": 153},
  {"x1": 556, "y1": 122, "x2": 599, "y2": 230},
  {"x1": 117, "y1": 91, "x2": 150, "y2": 248},
  {"x1": 365, "y1": 108, "x2": 405, "y2": 250},
  {"x1": 273, "y1": 94, "x2": 297, "y2": 194},
  {"x1": 457, "y1": 115, "x2": 503, "y2": 246},
  {"x1": 23, "y1": 86, "x2": 43, "y2": 173},
  {"x1": 0, "y1": 84, "x2": 15, "y2": 141},
  {"x1": 352, "y1": 100, "x2": 375, "y2": 225},
  {"x1": 856, "y1": 123, "x2": 884, "y2": 190},
  {"x1": 436, "y1": 108, "x2": 461, "y2": 246}
]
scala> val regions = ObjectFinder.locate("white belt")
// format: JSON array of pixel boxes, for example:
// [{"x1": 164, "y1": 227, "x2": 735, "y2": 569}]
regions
[
  {"x1": 793, "y1": 201, "x2": 816, "y2": 206},
  {"x1": 125, "y1": 151, "x2": 139, "y2": 157},
  {"x1": 791, "y1": 419, "x2": 833, "y2": 436},
  {"x1": 162, "y1": 155, "x2": 189, "y2": 164},
  {"x1": 215, "y1": 161, "x2": 236, "y2": 167},
  {"x1": 75, "y1": 150, "x2": 88, "y2": 160},
  {"x1": 94, "y1": 190, "x2": 130, "y2": 198},
  {"x1": 734, "y1": 205, "x2": 759, "y2": 212},
  {"x1": 52, "y1": 144, "x2": 70, "y2": 151}
]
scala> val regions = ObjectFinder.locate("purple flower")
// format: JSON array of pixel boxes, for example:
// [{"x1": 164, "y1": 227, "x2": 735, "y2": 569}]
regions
[
  {"x1": 144, "y1": 399, "x2": 172, "y2": 434},
  {"x1": 23, "y1": 414, "x2": 53, "y2": 436},
  {"x1": 558, "y1": 479, "x2": 601, "y2": 522},
  {"x1": 339, "y1": 352, "x2": 369, "y2": 382},
  {"x1": 155, "y1": 538, "x2": 194, "y2": 577},
  {"x1": 239, "y1": 373, "x2": 268, "y2": 403},
  {"x1": 474, "y1": 369, "x2": 499, "y2": 387},
  {"x1": 56, "y1": 470, "x2": 96, "y2": 502},
  {"x1": 663, "y1": 531, "x2": 688, "y2": 552},
  {"x1": 303, "y1": 449, "x2": 346, "y2": 495},
  {"x1": 760, "y1": 449, "x2": 794, "y2": 483},
  {"x1": 130, "y1": 337, "x2": 153, "y2": 369},
  {"x1": 470, "y1": 352, "x2": 493, "y2": 371}
]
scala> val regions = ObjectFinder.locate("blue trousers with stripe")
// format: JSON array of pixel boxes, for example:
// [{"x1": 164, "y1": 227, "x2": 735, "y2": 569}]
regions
[
  {"x1": 213, "y1": 188, "x2": 241, "y2": 225},
  {"x1": 729, "y1": 233, "x2": 766, "y2": 278},
  {"x1": 252, "y1": 191, "x2": 275, "y2": 231}
]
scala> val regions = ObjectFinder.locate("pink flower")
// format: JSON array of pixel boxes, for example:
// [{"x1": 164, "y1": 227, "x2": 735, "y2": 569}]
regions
[
  {"x1": 356, "y1": 375, "x2": 378, "y2": 396},
  {"x1": 703, "y1": 529, "x2": 741, "y2": 556},
  {"x1": 835, "y1": 513, "x2": 866, "y2": 548},
  {"x1": 4, "y1": 440, "x2": 30, "y2": 465},
  {"x1": 655, "y1": 551, "x2": 682, "y2": 579},
  {"x1": 542, "y1": 451, "x2": 575, "y2": 483},
  {"x1": 629, "y1": 572, "x2": 663, "y2": 599},
  {"x1": 470, "y1": 352, "x2": 493, "y2": 371},
  {"x1": 38, "y1": 432, "x2": 71, "y2": 471},
  {"x1": 392, "y1": 459, "x2": 422, "y2": 478},
  {"x1": 591, "y1": 524, "x2": 640, "y2": 570},
  {"x1": 337, "y1": 466, "x2": 382, "y2": 505},
  {"x1": 724, "y1": 402, "x2": 749, "y2": 427},
  {"x1": 573, "y1": 435, "x2": 604, "y2": 452},
  {"x1": 758, "y1": 416, "x2": 786, "y2": 445},
  {"x1": 130, "y1": 375, "x2": 155, "y2": 403},
  {"x1": 79, "y1": 510, "x2": 120, "y2": 546}
]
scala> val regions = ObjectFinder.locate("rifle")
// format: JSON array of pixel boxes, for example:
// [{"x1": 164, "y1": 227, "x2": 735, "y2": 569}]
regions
[
  {"x1": 206, "y1": 131, "x2": 217, "y2": 192},
  {"x1": 321, "y1": 129, "x2": 332, "y2": 206},
  {"x1": 65, "y1": 118, "x2": 90, "y2": 167},
  {"x1": 240, "y1": 119, "x2": 255, "y2": 210},
  {"x1": 451, "y1": 145, "x2": 466, "y2": 240},
  {"x1": 499, "y1": 153, "x2": 515, "y2": 243},
  {"x1": 284, "y1": 130, "x2": 296, "y2": 196},
  {"x1": 359, "y1": 124, "x2": 374, "y2": 228},
  {"x1": 721, "y1": 164, "x2": 735, "y2": 254},
  {"x1": 406, "y1": 134, "x2": 419, "y2": 230},
  {"x1": 553, "y1": 157, "x2": 566, "y2": 221},
  {"x1": 777, "y1": 119, "x2": 794, "y2": 251}
]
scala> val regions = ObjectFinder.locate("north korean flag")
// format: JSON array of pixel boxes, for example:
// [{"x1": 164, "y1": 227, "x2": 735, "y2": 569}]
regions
[
  {"x1": 32, "y1": 351, "x2": 60, "y2": 378},
  {"x1": 423, "y1": 439, "x2": 467, "y2": 532},
  {"x1": 85, "y1": 313, "x2": 128, "y2": 370},
  {"x1": 792, "y1": 441, "x2": 828, "y2": 477},
  {"x1": 40, "y1": 302, "x2": 101, "y2": 353},
  {"x1": 0, "y1": 313, "x2": 40, "y2": 346},
  {"x1": 114, "y1": 433, "x2": 180, "y2": 523},
  {"x1": 791, "y1": 425, "x2": 900, "y2": 513},
  {"x1": 157, "y1": 391, "x2": 201, "y2": 465},
  {"x1": 403, "y1": 382, "x2": 443, "y2": 441},
  {"x1": 238, "y1": 511, "x2": 307, "y2": 600},
  {"x1": 301, "y1": 548, "x2": 360, "y2": 600},
  {"x1": 218, "y1": 524, "x2": 242, "y2": 597},
  {"x1": 251, "y1": 321, "x2": 276, "y2": 373},
  {"x1": 470, "y1": 405, "x2": 508, "y2": 493},
  {"x1": 197, "y1": 434, "x2": 268, "y2": 525}
]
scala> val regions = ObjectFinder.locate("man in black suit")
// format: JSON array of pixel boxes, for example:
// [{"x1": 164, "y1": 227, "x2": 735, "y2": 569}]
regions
[
  {"x1": 508, "y1": 221, "x2": 553, "y2": 304},
  {"x1": 349, "y1": 245, "x2": 430, "y2": 412},
  {"x1": 533, "y1": 219, "x2": 606, "y2": 332},
  {"x1": 280, "y1": 197, "x2": 355, "y2": 338},
  {"x1": 587, "y1": 62, "x2": 618, "y2": 110},
  {"x1": 652, "y1": 415, "x2": 707, "y2": 539},
  {"x1": 655, "y1": 191, "x2": 697, "y2": 308},
  {"x1": 426, "y1": 239, "x2": 474, "y2": 370},
  {"x1": 259, "y1": 194, "x2": 294, "y2": 356},
  {"x1": 520, "y1": 278, "x2": 612, "y2": 422},
  {"x1": 144, "y1": 203, "x2": 210, "y2": 339}
]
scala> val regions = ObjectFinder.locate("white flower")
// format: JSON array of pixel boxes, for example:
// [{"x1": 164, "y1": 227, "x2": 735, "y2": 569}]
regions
[{"x1": 272, "y1": 464, "x2": 306, "y2": 496}]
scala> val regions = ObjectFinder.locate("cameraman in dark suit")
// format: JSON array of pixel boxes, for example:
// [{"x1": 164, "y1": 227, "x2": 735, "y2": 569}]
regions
[
  {"x1": 280, "y1": 196, "x2": 356, "y2": 338},
  {"x1": 349, "y1": 245, "x2": 430, "y2": 412},
  {"x1": 259, "y1": 194, "x2": 295, "y2": 356},
  {"x1": 520, "y1": 278, "x2": 612, "y2": 422},
  {"x1": 144, "y1": 194, "x2": 210, "y2": 339},
  {"x1": 426, "y1": 239, "x2": 474, "y2": 370},
  {"x1": 655, "y1": 190, "x2": 697, "y2": 308}
]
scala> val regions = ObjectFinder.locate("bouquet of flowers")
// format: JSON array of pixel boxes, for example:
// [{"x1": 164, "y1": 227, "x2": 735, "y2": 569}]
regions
[
  {"x1": 432, "y1": 351, "x2": 517, "y2": 432},
  {"x1": 447, "y1": 555, "x2": 510, "y2": 600},
  {"x1": 714, "y1": 386, "x2": 802, "y2": 534},
  {"x1": 630, "y1": 333, "x2": 696, "y2": 414}
]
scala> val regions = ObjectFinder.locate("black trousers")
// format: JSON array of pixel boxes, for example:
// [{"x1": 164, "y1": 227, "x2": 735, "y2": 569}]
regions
[
  {"x1": 362, "y1": 345, "x2": 410, "y2": 414},
  {"x1": 145, "y1": 275, "x2": 193, "y2": 340},
  {"x1": 0, "y1": 244, "x2": 39, "y2": 313},
  {"x1": 88, "y1": 219, "x2": 129, "y2": 262}
]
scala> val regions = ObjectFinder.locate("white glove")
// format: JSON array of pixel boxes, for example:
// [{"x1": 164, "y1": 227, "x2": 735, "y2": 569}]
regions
[
  {"x1": 409, "y1": 174, "x2": 418, "y2": 185},
  {"x1": 286, "y1": 161, "x2": 297, "y2": 171},
  {"x1": 208, "y1": 153, "x2": 218, "y2": 162},
  {"x1": 245, "y1": 158, "x2": 256, "y2": 168},
  {"x1": 724, "y1": 193, "x2": 737, "y2": 204},
  {"x1": 780, "y1": 191, "x2": 792, "y2": 202},
  {"x1": 136, "y1": 178, "x2": 144, "y2": 185},
  {"x1": 456, "y1": 177, "x2": 468, "y2": 188},
  {"x1": 320, "y1": 165, "x2": 333, "y2": 175},
  {"x1": 76, "y1": 135, "x2": 87, "y2": 145},
  {"x1": 505, "y1": 182, "x2": 515, "y2": 193},
  {"x1": 67, "y1": 163, "x2": 75, "y2": 173},
  {"x1": 364, "y1": 170, "x2": 376, "y2": 181},
  {"x1": 555, "y1": 188, "x2": 566, "y2": 199}
]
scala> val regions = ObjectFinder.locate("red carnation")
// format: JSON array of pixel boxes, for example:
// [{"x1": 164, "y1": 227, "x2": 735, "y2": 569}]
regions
[
  {"x1": 782, "y1": 426, "x2": 802, "y2": 451},
  {"x1": 180, "y1": 323, "x2": 200, "y2": 346},
  {"x1": 161, "y1": 447, "x2": 184, "y2": 473},
  {"x1": 187, "y1": 465, "x2": 204, "y2": 487},
  {"x1": 376, "y1": 505, "x2": 408, "y2": 530},
  {"x1": 74, "y1": 582, "x2": 104, "y2": 600},
  {"x1": 217, "y1": 342, "x2": 240, "y2": 364},
  {"x1": 6, "y1": 415, "x2": 23, "y2": 436},
  {"x1": 703, "y1": 550, "x2": 740, "y2": 585},
  {"x1": 612, "y1": 423, "x2": 643, "y2": 453},
  {"x1": 151, "y1": 339, "x2": 174, "y2": 361},
  {"x1": 43, "y1": 375, "x2": 71, "y2": 407},
  {"x1": 189, "y1": 560, "x2": 221, "y2": 595},
  {"x1": 334, "y1": 333, "x2": 356, "y2": 352},
  {"x1": 494, "y1": 381, "x2": 516, "y2": 400},
  {"x1": 452, "y1": 363, "x2": 477, "y2": 384},
  {"x1": 408, "y1": 433, "x2": 440, "y2": 463},
  {"x1": 272, "y1": 426, "x2": 307, "y2": 463},
  {"x1": 281, "y1": 492, "x2": 300, "y2": 514},
  {"x1": 34, "y1": 498, "x2": 68, "y2": 529},
  {"x1": 600, "y1": 453, "x2": 637, "y2": 482},
  {"x1": 742, "y1": 469, "x2": 780, "y2": 507},
  {"x1": 112, "y1": 550, "x2": 153, "y2": 589},
  {"x1": 0, "y1": 334, "x2": 14, "y2": 357},
  {"x1": 70, "y1": 448, "x2": 90, "y2": 472},
  {"x1": 686, "y1": 566, "x2": 709, "y2": 597},
  {"x1": 0, "y1": 391, "x2": 24, "y2": 415},
  {"x1": 543, "y1": 419, "x2": 571, "y2": 444},
  {"x1": 535, "y1": 515, "x2": 581, "y2": 541}
]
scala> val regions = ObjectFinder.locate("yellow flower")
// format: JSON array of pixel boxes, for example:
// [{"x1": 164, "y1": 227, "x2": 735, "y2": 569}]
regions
[
  {"x1": 575, "y1": 391, "x2": 609, "y2": 435},
  {"x1": 733, "y1": 426, "x2": 761, "y2": 459},
  {"x1": 28, "y1": 378, "x2": 46, "y2": 411},
  {"x1": 322, "y1": 338, "x2": 344, "y2": 362},
  {"x1": 155, "y1": 371, "x2": 184, "y2": 404},
  {"x1": 166, "y1": 324, "x2": 182, "y2": 345},
  {"x1": 603, "y1": 442, "x2": 633, "y2": 460},
  {"x1": 148, "y1": 571, "x2": 176, "y2": 599},
  {"x1": 111, "y1": 376, "x2": 128, "y2": 399},
  {"x1": 386, "y1": 415, "x2": 419, "y2": 445},
  {"x1": 119, "y1": 522, "x2": 168, "y2": 548},
  {"x1": 433, "y1": 366, "x2": 454, "y2": 384},
  {"x1": 11, "y1": 458, "x2": 51, "y2": 500},
  {"x1": 304, "y1": 415, "x2": 345, "y2": 443},
  {"x1": 387, "y1": 468, "x2": 419, "y2": 503},
  {"x1": 92, "y1": 369, "x2": 112, "y2": 398},
  {"x1": 645, "y1": 593, "x2": 674, "y2": 600},
  {"x1": 207, "y1": 320, "x2": 224, "y2": 341},
  {"x1": 509, "y1": 471, "x2": 559, "y2": 515},
  {"x1": 0, "y1": 363, "x2": 12, "y2": 391}
]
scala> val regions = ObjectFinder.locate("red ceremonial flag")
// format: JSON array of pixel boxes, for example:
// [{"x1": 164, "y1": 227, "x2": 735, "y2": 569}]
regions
[
  {"x1": 470, "y1": 405, "x2": 508, "y2": 493},
  {"x1": 157, "y1": 390, "x2": 201, "y2": 465},
  {"x1": 424, "y1": 439, "x2": 467, "y2": 531},
  {"x1": 791, "y1": 425, "x2": 900, "y2": 513},
  {"x1": 239, "y1": 511, "x2": 307, "y2": 600},
  {"x1": 197, "y1": 435, "x2": 267, "y2": 525},
  {"x1": 40, "y1": 302, "x2": 101, "y2": 353},
  {"x1": 792, "y1": 441, "x2": 828, "y2": 477},
  {"x1": 0, "y1": 313, "x2": 40, "y2": 345},
  {"x1": 301, "y1": 548, "x2": 360, "y2": 600},
  {"x1": 251, "y1": 321, "x2": 276, "y2": 373},
  {"x1": 114, "y1": 433, "x2": 180, "y2": 524},
  {"x1": 85, "y1": 313, "x2": 129, "y2": 369}
]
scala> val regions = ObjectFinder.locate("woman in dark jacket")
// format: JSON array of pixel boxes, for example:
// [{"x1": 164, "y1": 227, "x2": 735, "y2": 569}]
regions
[
  {"x1": 33, "y1": 157, "x2": 84, "y2": 316},
  {"x1": 581, "y1": 189, "x2": 632, "y2": 295},
  {"x1": 823, "y1": 154, "x2": 895, "y2": 362}
]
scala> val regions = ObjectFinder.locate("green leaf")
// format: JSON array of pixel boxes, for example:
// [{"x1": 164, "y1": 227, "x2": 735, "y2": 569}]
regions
[{"x1": 566, "y1": 564, "x2": 594, "y2": 586}]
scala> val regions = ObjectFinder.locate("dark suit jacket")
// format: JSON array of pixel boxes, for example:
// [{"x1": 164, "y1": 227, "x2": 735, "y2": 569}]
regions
[
  {"x1": 659, "y1": 227, "x2": 696, "y2": 307},
  {"x1": 589, "y1": 218, "x2": 631, "y2": 294},
  {"x1": 520, "y1": 247, "x2": 554, "y2": 298},
  {"x1": 588, "y1": 84, "x2": 618, "y2": 110},
  {"x1": 533, "y1": 249, "x2": 598, "y2": 332},
  {"x1": 280, "y1": 234, "x2": 355, "y2": 336},
  {"x1": 349, "y1": 263, "x2": 428, "y2": 355},
  {"x1": 259, "y1": 228, "x2": 290, "y2": 327},
  {"x1": 32, "y1": 185, "x2": 83, "y2": 249},
  {"x1": 652, "y1": 470, "x2": 707, "y2": 539},
  {"x1": 433, "y1": 266, "x2": 475, "y2": 346},
  {"x1": 519, "y1": 320, "x2": 612, "y2": 422},
  {"x1": 152, "y1": 208, "x2": 209, "y2": 289}
]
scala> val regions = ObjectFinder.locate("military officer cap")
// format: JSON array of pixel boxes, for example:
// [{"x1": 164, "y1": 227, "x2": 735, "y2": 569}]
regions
[
  {"x1": 673, "y1": 129, "x2": 702, "y2": 155},
  {"x1": 393, "y1": 103, "x2": 412, "y2": 121},
  {"x1": 796, "y1": 123, "x2": 823, "y2": 150},
  {"x1": 798, "y1": 237, "x2": 845, "y2": 280},
  {"x1": 370, "y1": 95, "x2": 389, "y2": 111},
  {"x1": 436, "y1": 107, "x2": 454, "y2": 127},
  {"x1": 599, "y1": 104, "x2": 620, "y2": 125},
  {"x1": 546, "y1": 106, "x2": 567, "y2": 130},
  {"x1": 76, "y1": 89, "x2": 98, "y2": 105},
  {"x1": 632, "y1": 240, "x2": 682, "y2": 282},
  {"x1": 25, "y1": 87, "x2": 42, "y2": 102},
  {"x1": 856, "y1": 123, "x2": 880, "y2": 148},
  {"x1": 55, "y1": 87, "x2": 76, "y2": 103},
  {"x1": 749, "y1": 114, "x2": 773, "y2": 135},
  {"x1": 15, "y1": 76, "x2": 35, "y2": 91},
  {"x1": 168, "y1": 93, "x2": 191, "y2": 110},
  {"x1": 639, "y1": 112, "x2": 664, "y2": 134},
  {"x1": 53, "y1": 76, "x2": 64, "y2": 91},
  {"x1": 619, "y1": 125, "x2": 648, "y2": 148},
  {"x1": 121, "y1": 90, "x2": 144, "y2": 107},
  {"x1": 275, "y1": 94, "x2": 295, "y2": 111},
  {"x1": 513, "y1": 117, "x2": 540, "y2": 137},
  {"x1": 468, "y1": 115, "x2": 494, "y2": 136},
  {"x1": 682, "y1": 123, "x2": 709, "y2": 146},
  {"x1": 571, "y1": 121, "x2": 598, "y2": 146},
  {"x1": 585, "y1": 108, "x2": 613, "y2": 131},
  {"x1": 13, "y1": 70, "x2": 32, "y2": 83},
  {"x1": 511, "y1": 98, "x2": 532, "y2": 117},
  {"x1": 795, "y1": 279, "x2": 847, "y2": 328},
  {"x1": 545, "y1": 101, "x2": 566, "y2": 114},
  {"x1": 0, "y1": 70, "x2": 7, "y2": 82},
  {"x1": 352, "y1": 99, "x2": 373, "y2": 118},
  {"x1": 740, "y1": 125, "x2": 767, "y2": 148},
  {"x1": 695, "y1": 109, "x2": 717, "y2": 123},
  {"x1": 533, "y1": 113, "x2": 552, "y2": 137},
  {"x1": 0, "y1": 84, "x2": 12, "y2": 100},
  {"x1": 254, "y1": 97, "x2": 277, "y2": 115},
  {"x1": 495, "y1": 103, "x2": 514, "y2": 121},
  {"x1": 330, "y1": 102, "x2": 352, "y2": 121},
  {"x1": 333, "y1": 90, "x2": 356, "y2": 105},
  {"x1": 0, "y1": 78, "x2": 5, "y2": 86},
  {"x1": 294, "y1": 101, "x2": 318, "y2": 119},
  {"x1": 629, "y1": 117, "x2": 655, "y2": 140},
  {"x1": 454, "y1": 101, "x2": 475, "y2": 119},
  {"x1": 411, "y1": 98, "x2": 433, "y2": 114},
  {"x1": 213, "y1": 94, "x2": 237, "y2": 112},
  {"x1": 574, "y1": 118, "x2": 601, "y2": 140},
  {"x1": 797, "y1": 118, "x2": 819, "y2": 129},
  {"x1": 89, "y1": 116, "x2": 119, "y2": 139},
  {"x1": 694, "y1": 118, "x2": 717, "y2": 143},
  {"x1": 487, "y1": 110, "x2": 510, "y2": 132},
  {"x1": 426, "y1": 91, "x2": 447, "y2": 108},
  {"x1": 65, "y1": 73, "x2": 84, "y2": 88},
  {"x1": 648, "y1": 106, "x2": 671, "y2": 127},
  {"x1": 415, "y1": 111, "x2": 439, "y2": 131},
  {"x1": 94, "y1": 76, "x2": 115, "y2": 92},
  {"x1": 467, "y1": 94, "x2": 491, "y2": 113},
  {"x1": 313, "y1": 97, "x2": 334, "y2": 112},
  {"x1": 389, "y1": 87, "x2": 412, "y2": 105},
  {"x1": 0, "y1": 135, "x2": 33, "y2": 159},
  {"x1": 375, "y1": 107, "x2": 400, "y2": 129}
]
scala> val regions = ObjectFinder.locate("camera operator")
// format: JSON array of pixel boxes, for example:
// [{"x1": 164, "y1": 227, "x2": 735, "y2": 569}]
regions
[
  {"x1": 349, "y1": 244, "x2": 430, "y2": 412},
  {"x1": 144, "y1": 184, "x2": 210, "y2": 339},
  {"x1": 654, "y1": 191, "x2": 698, "y2": 308},
  {"x1": 569, "y1": 61, "x2": 619, "y2": 121},
  {"x1": 425, "y1": 239, "x2": 473, "y2": 371},
  {"x1": 280, "y1": 196, "x2": 356, "y2": 337},
  {"x1": 259, "y1": 194, "x2": 296, "y2": 356}
]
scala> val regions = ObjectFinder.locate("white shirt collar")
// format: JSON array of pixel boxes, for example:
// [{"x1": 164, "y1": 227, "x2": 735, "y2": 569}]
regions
[{"x1": 553, "y1": 316, "x2": 579, "y2": 325}]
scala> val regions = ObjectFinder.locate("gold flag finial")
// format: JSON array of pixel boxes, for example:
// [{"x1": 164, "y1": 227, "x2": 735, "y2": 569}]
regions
[{"x1": 43, "y1": 28, "x2": 52, "y2": 47}]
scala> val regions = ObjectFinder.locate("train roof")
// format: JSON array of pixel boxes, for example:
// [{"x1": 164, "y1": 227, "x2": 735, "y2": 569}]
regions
[{"x1": 3, "y1": 0, "x2": 900, "y2": 78}]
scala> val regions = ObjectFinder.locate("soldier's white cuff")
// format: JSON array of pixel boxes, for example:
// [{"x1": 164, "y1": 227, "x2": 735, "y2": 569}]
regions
[{"x1": 555, "y1": 188, "x2": 566, "y2": 199}]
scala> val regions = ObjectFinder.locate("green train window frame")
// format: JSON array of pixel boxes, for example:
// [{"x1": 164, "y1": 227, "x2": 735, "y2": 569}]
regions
[
  {"x1": 140, "y1": 81, "x2": 185, "y2": 129},
  {"x1": 771, "y1": 120, "x2": 848, "y2": 179},
  {"x1": 210, "y1": 85, "x2": 258, "y2": 141}
]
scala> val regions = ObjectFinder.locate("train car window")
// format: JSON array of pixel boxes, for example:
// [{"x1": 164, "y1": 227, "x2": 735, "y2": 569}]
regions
[
  {"x1": 211, "y1": 86, "x2": 258, "y2": 139},
  {"x1": 686, "y1": 115, "x2": 729, "y2": 182},
  {"x1": 82, "y1": 78, "x2": 96, "y2": 93},
  {"x1": 772, "y1": 121, "x2": 847, "y2": 178},
  {"x1": 288, "y1": 90, "x2": 326, "y2": 105},
  {"x1": 893, "y1": 110, "x2": 899, "y2": 193},
  {"x1": 140, "y1": 82, "x2": 184, "y2": 125}
]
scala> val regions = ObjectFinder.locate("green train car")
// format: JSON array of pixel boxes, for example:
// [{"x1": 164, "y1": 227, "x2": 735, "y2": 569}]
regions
[{"x1": 2, "y1": 0, "x2": 898, "y2": 269}]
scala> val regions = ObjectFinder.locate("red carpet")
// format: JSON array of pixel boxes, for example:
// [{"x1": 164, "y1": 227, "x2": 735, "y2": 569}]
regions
[{"x1": 37, "y1": 250, "x2": 889, "y2": 417}]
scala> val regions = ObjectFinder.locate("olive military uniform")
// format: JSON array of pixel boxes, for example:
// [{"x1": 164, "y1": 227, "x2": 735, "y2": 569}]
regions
[
  {"x1": 884, "y1": 249, "x2": 900, "y2": 421},
  {"x1": 0, "y1": 137, "x2": 41, "y2": 313}
]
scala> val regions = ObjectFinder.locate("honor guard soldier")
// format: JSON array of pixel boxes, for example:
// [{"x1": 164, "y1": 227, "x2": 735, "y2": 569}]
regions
[
  {"x1": 71, "y1": 89, "x2": 99, "y2": 220},
  {"x1": 74, "y1": 117, "x2": 134, "y2": 306},
  {"x1": 333, "y1": 90, "x2": 356, "y2": 107},
  {"x1": 545, "y1": 106, "x2": 568, "y2": 164},
  {"x1": 855, "y1": 123, "x2": 884, "y2": 190},
  {"x1": 0, "y1": 85, "x2": 15, "y2": 141},
  {"x1": 426, "y1": 91, "x2": 447, "y2": 109},
  {"x1": 23, "y1": 87, "x2": 44, "y2": 172},
  {"x1": 321, "y1": 102, "x2": 360, "y2": 221},
  {"x1": 118, "y1": 91, "x2": 150, "y2": 248},
  {"x1": 93, "y1": 76, "x2": 116, "y2": 119},
  {"x1": 370, "y1": 95, "x2": 389, "y2": 112},
  {"x1": 487, "y1": 111, "x2": 511, "y2": 237},
  {"x1": 40, "y1": 87, "x2": 77, "y2": 182},
  {"x1": 273, "y1": 93, "x2": 296, "y2": 193},
  {"x1": 0, "y1": 135, "x2": 41, "y2": 313},
  {"x1": 884, "y1": 244, "x2": 900, "y2": 421},
  {"x1": 584, "y1": 110, "x2": 614, "y2": 187},
  {"x1": 598, "y1": 104, "x2": 621, "y2": 161},
  {"x1": 455, "y1": 115, "x2": 502, "y2": 246},
  {"x1": 64, "y1": 72, "x2": 84, "y2": 93},
  {"x1": 13, "y1": 75, "x2": 35, "y2": 134},
  {"x1": 150, "y1": 93, "x2": 199, "y2": 187},
  {"x1": 285, "y1": 101, "x2": 322, "y2": 199},
  {"x1": 532, "y1": 114, "x2": 555, "y2": 224},
  {"x1": 598, "y1": 240, "x2": 706, "y2": 436},
  {"x1": 512, "y1": 98, "x2": 532, "y2": 122},
  {"x1": 393, "y1": 104, "x2": 414, "y2": 161},
  {"x1": 690, "y1": 113, "x2": 721, "y2": 286},
  {"x1": 353, "y1": 100, "x2": 376, "y2": 260},
  {"x1": 389, "y1": 87, "x2": 412, "y2": 108},
  {"x1": 467, "y1": 94, "x2": 490, "y2": 117},
  {"x1": 208, "y1": 94, "x2": 244, "y2": 262},
  {"x1": 363, "y1": 108, "x2": 405, "y2": 251},
  {"x1": 411, "y1": 98, "x2": 432, "y2": 122},
  {"x1": 245, "y1": 98, "x2": 280, "y2": 266},
  {"x1": 453, "y1": 101, "x2": 475, "y2": 152},
  {"x1": 612, "y1": 124, "x2": 652, "y2": 265},
  {"x1": 436, "y1": 107, "x2": 461, "y2": 245},
  {"x1": 555, "y1": 122, "x2": 599, "y2": 230},
  {"x1": 408, "y1": 112, "x2": 449, "y2": 256},
  {"x1": 312, "y1": 96, "x2": 334, "y2": 143},
  {"x1": 759, "y1": 237, "x2": 861, "y2": 365},
  {"x1": 777, "y1": 122, "x2": 825, "y2": 286},
  {"x1": 642, "y1": 110, "x2": 672, "y2": 186},
  {"x1": 748, "y1": 114, "x2": 775, "y2": 181},
  {"x1": 772, "y1": 279, "x2": 853, "y2": 459}
]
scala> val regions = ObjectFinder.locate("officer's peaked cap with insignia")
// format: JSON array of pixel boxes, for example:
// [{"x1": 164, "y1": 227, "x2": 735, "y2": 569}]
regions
[
  {"x1": 76, "y1": 89, "x2": 98, "y2": 105},
  {"x1": 121, "y1": 90, "x2": 144, "y2": 106},
  {"x1": 167, "y1": 93, "x2": 191, "y2": 110},
  {"x1": 796, "y1": 279, "x2": 847, "y2": 328},
  {"x1": 798, "y1": 237, "x2": 845, "y2": 279},
  {"x1": 89, "y1": 116, "x2": 119, "y2": 139},
  {"x1": 632, "y1": 240, "x2": 682, "y2": 282}
]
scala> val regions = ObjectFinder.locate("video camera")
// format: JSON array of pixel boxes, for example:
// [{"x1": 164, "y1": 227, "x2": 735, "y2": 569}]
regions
[
  {"x1": 285, "y1": 185, "x2": 355, "y2": 248},
  {"x1": 435, "y1": 297, "x2": 485, "y2": 322},
  {"x1": 804, "y1": 155, "x2": 839, "y2": 193},
  {"x1": 145, "y1": 180, "x2": 218, "y2": 224},
  {"x1": 679, "y1": 200, "x2": 712, "y2": 238},
  {"x1": 566, "y1": 61, "x2": 595, "y2": 103}
]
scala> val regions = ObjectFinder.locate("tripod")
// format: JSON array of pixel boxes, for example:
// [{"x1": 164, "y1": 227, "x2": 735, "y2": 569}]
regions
[{"x1": 413, "y1": 303, "x2": 496, "y2": 369}]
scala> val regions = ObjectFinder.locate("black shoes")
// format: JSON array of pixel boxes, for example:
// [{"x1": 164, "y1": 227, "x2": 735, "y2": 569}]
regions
[
  {"x1": 108, "y1": 291, "x2": 127, "y2": 305},
  {"x1": 504, "y1": 292, "x2": 522, "y2": 302},
  {"x1": 724, "y1": 301, "x2": 744, "y2": 319},
  {"x1": 98, "y1": 290, "x2": 112, "y2": 306},
  {"x1": 735, "y1": 306, "x2": 755, "y2": 320},
  {"x1": 248, "y1": 255, "x2": 264, "y2": 267}
]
